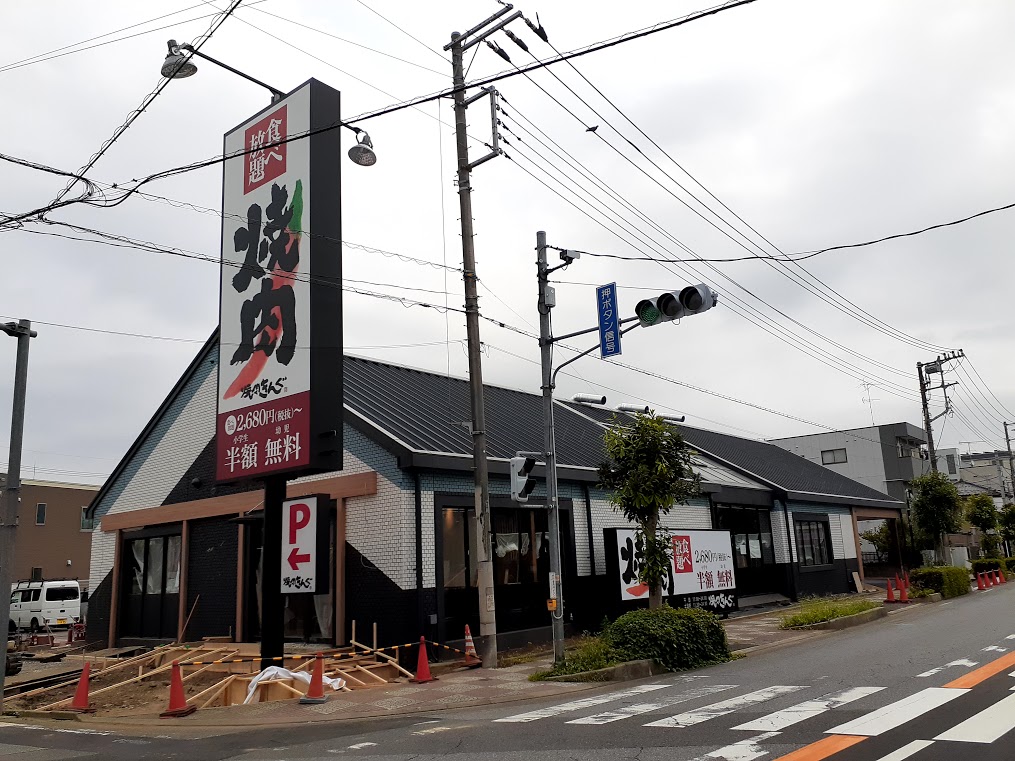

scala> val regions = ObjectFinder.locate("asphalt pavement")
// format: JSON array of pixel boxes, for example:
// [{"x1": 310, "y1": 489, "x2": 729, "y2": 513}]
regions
[{"x1": 4, "y1": 583, "x2": 1015, "y2": 760}]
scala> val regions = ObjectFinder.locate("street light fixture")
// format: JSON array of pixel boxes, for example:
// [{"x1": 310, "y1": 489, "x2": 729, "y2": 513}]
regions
[{"x1": 161, "y1": 39, "x2": 377, "y2": 165}]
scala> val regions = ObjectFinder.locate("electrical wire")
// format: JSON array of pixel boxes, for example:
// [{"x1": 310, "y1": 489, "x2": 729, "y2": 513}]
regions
[
  {"x1": 498, "y1": 100, "x2": 920, "y2": 386},
  {"x1": 527, "y1": 27, "x2": 953, "y2": 354},
  {"x1": 499, "y1": 113, "x2": 922, "y2": 401},
  {"x1": 1, "y1": 0, "x2": 759, "y2": 228},
  {"x1": 504, "y1": 46, "x2": 951, "y2": 358},
  {"x1": 957, "y1": 359, "x2": 1015, "y2": 421},
  {"x1": 0, "y1": 1, "x2": 270, "y2": 74},
  {"x1": 353, "y1": 0, "x2": 450, "y2": 63}
]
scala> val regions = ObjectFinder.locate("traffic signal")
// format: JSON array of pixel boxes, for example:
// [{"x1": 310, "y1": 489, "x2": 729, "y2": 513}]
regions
[
  {"x1": 635, "y1": 284, "x2": 718, "y2": 327},
  {"x1": 510, "y1": 455, "x2": 537, "y2": 503}
]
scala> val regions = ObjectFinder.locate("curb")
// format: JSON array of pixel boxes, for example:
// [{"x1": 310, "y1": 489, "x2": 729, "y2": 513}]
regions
[
  {"x1": 790, "y1": 606, "x2": 888, "y2": 631},
  {"x1": 542, "y1": 659, "x2": 669, "y2": 683}
]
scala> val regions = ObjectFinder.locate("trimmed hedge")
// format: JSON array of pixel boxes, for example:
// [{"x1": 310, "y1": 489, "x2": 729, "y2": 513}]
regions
[
  {"x1": 972, "y1": 558, "x2": 1006, "y2": 576},
  {"x1": 909, "y1": 566, "x2": 970, "y2": 598},
  {"x1": 602, "y1": 606, "x2": 731, "y2": 672}
]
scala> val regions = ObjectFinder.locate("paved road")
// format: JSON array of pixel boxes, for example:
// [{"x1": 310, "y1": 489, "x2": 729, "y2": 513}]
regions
[{"x1": 4, "y1": 584, "x2": 1015, "y2": 760}]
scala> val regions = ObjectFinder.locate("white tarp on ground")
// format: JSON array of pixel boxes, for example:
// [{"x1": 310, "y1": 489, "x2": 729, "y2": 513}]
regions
[{"x1": 244, "y1": 666, "x2": 346, "y2": 704}]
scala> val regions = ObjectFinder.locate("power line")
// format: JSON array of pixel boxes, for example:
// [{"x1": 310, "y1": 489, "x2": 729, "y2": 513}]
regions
[
  {"x1": 1, "y1": 1, "x2": 759, "y2": 228},
  {"x1": 503, "y1": 43, "x2": 950, "y2": 357},
  {"x1": 499, "y1": 111, "x2": 922, "y2": 401},
  {"x1": 353, "y1": 0, "x2": 449, "y2": 63},
  {"x1": 958, "y1": 358, "x2": 1015, "y2": 421},
  {"x1": 498, "y1": 98, "x2": 919, "y2": 385},
  {"x1": 526, "y1": 27, "x2": 951, "y2": 354},
  {"x1": 239, "y1": 4, "x2": 446, "y2": 76},
  {"x1": 0, "y1": 2, "x2": 269, "y2": 74}
]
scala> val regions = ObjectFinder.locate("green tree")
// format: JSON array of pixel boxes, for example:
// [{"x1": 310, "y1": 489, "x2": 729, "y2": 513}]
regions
[
  {"x1": 860, "y1": 522, "x2": 892, "y2": 563},
  {"x1": 910, "y1": 471, "x2": 962, "y2": 559},
  {"x1": 598, "y1": 414, "x2": 701, "y2": 609},
  {"x1": 967, "y1": 493, "x2": 1000, "y2": 557},
  {"x1": 1000, "y1": 504, "x2": 1015, "y2": 551}
]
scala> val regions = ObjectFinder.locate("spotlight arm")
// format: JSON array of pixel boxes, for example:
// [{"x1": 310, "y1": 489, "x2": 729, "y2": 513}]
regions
[{"x1": 177, "y1": 42, "x2": 285, "y2": 103}]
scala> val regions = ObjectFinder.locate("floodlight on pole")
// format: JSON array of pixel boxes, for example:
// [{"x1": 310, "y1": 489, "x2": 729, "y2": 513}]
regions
[
  {"x1": 617, "y1": 404, "x2": 650, "y2": 414},
  {"x1": 572, "y1": 394, "x2": 607, "y2": 405}
]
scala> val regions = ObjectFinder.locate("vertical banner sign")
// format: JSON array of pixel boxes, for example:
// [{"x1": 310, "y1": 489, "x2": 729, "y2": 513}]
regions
[
  {"x1": 596, "y1": 282, "x2": 621, "y2": 358},
  {"x1": 282, "y1": 496, "x2": 318, "y2": 593},
  {"x1": 608, "y1": 528, "x2": 737, "y2": 614},
  {"x1": 216, "y1": 79, "x2": 344, "y2": 483}
]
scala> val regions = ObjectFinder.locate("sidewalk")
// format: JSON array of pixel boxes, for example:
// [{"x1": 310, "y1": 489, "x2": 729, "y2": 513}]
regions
[{"x1": 8, "y1": 658, "x2": 599, "y2": 732}]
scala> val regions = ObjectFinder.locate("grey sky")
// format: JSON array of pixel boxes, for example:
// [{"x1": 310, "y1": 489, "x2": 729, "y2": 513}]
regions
[{"x1": 2, "y1": 0, "x2": 1014, "y2": 485}]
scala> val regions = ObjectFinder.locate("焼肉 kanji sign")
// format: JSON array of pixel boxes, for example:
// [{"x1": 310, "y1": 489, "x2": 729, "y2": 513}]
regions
[
  {"x1": 216, "y1": 79, "x2": 344, "y2": 483},
  {"x1": 607, "y1": 527, "x2": 738, "y2": 614},
  {"x1": 282, "y1": 496, "x2": 318, "y2": 593}
]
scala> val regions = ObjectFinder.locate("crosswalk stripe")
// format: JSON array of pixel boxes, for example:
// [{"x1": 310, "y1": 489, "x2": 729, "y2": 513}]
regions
[
  {"x1": 568, "y1": 684, "x2": 737, "y2": 725},
  {"x1": 934, "y1": 691, "x2": 1015, "y2": 743},
  {"x1": 494, "y1": 683, "x2": 669, "y2": 723},
  {"x1": 732, "y1": 687, "x2": 884, "y2": 732},
  {"x1": 870, "y1": 740, "x2": 934, "y2": 761},
  {"x1": 690, "y1": 731, "x2": 781, "y2": 760},
  {"x1": 644, "y1": 686, "x2": 805, "y2": 728},
  {"x1": 825, "y1": 687, "x2": 968, "y2": 737}
]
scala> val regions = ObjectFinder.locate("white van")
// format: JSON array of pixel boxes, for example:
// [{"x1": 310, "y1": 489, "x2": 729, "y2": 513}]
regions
[{"x1": 9, "y1": 579, "x2": 81, "y2": 633}]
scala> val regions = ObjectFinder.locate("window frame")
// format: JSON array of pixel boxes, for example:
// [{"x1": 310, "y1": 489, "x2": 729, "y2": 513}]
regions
[
  {"x1": 35, "y1": 503, "x2": 47, "y2": 525},
  {"x1": 80, "y1": 507, "x2": 95, "y2": 531},
  {"x1": 820, "y1": 448, "x2": 847, "y2": 465},
  {"x1": 30, "y1": 567, "x2": 43, "y2": 582},
  {"x1": 794, "y1": 517, "x2": 834, "y2": 568}
]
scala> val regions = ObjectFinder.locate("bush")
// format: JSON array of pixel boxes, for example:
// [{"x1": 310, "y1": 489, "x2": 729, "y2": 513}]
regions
[
  {"x1": 779, "y1": 597, "x2": 881, "y2": 629},
  {"x1": 910, "y1": 566, "x2": 970, "y2": 598},
  {"x1": 972, "y1": 558, "x2": 1006, "y2": 575},
  {"x1": 530, "y1": 635, "x2": 620, "y2": 680},
  {"x1": 601, "y1": 606, "x2": 731, "y2": 672}
]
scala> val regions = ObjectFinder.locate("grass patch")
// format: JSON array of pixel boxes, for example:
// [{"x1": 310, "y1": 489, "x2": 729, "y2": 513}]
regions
[
  {"x1": 529, "y1": 635, "x2": 620, "y2": 680},
  {"x1": 779, "y1": 597, "x2": 881, "y2": 629}
]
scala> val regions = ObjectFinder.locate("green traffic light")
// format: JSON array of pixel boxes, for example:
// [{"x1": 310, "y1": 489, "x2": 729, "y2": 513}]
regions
[{"x1": 635, "y1": 300, "x2": 661, "y2": 326}]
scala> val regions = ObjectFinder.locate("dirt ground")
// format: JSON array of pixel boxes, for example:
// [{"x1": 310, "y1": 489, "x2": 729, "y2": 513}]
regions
[{"x1": 10, "y1": 668, "x2": 229, "y2": 715}]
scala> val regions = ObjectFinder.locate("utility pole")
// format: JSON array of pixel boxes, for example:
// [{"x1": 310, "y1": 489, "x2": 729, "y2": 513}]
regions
[
  {"x1": 445, "y1": 5, "x2": 521, "y2": 667},
  {"x1": 917, "y1": 350, "x2": 963, "y2": 473},
  {"x1": 536, "y1": 231, "x2": 566, "y2": 664},
  {"x1": 0, "y1": 319, "x2": 37, "y2": 702},
  {"x1": 917, "y1": 362, "x2": 938, "y2": 472},
  {"x1": 1004, "y1": 422, "x2": 1015, "y2": 504}
]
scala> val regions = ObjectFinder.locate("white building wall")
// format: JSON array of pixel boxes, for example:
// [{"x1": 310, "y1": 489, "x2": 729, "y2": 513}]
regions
[{"x1": 772, "y1": 429, "x2": 889, "y2": 496}]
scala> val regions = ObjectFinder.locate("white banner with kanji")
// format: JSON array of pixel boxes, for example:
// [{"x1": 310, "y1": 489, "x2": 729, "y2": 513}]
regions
[{"x1": 615, "y1": 528, "x2": 736, "y2": 601}]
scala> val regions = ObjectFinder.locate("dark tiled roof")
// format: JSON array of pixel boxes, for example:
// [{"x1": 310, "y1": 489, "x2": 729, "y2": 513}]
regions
[
  {"x1": 675, "y1": 425, "x2": 901, "y2": 505},
  {"x1": 344, "y1": 355, "x2": 607, "y2": 469}
]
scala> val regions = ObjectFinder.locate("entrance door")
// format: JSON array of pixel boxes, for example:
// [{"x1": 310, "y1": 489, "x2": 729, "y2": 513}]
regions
[
  {"x1": 243, "y1": 517, "x2": 336, "y2": 644},
  {"x1": 120, "y1": 534, "x2": 181, "y2": 639},
  {"x1": 714, "y1": 505, "x2": 778, "y2": 597}
]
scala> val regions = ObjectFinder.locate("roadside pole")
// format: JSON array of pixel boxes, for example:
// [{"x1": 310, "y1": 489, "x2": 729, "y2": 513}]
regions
[
  {"x1": 536, "y1": 231, "x2": 566, "y2": 665},
  {"x1": 0, "y1": 319, "x2": 37, "y2": 701}
]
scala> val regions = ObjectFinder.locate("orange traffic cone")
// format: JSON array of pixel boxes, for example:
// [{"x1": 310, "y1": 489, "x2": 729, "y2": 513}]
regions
[
  {"x1": 463, "y1": 625, "x2": 481, "y2": 668},
  {"x1": 885, "y1": 579, "x2": 896, "y2": 603},
  {"x1": 160, "y1": 660, "x2": 196, "y2": 718},
  {"x1": 300, "y1": 653, "x2": 328, "y2": 704},
  {"x1": 410, "y1": 636, "x2": 438, "y2": 683},
  {"x1": 994, "y1": 569, "x2": 1002, "y2": 586},
  {"x1": 67, "y1": 662, "x2": 96, "y2": 713},
  {"x1": 977, "y1": 572, "x2": 986, "y2": 591},
  {"x1": 898, "y1": 580, "x2": 909, "y2": 603},
  {"x1": 1000, "y1": 569, "x2": 1007, "y2": 584},
  {"x1": 986, "y1": 570, "x2": 995, "y2": 587},
  {"x1": 895, "y1": 573, "x2": 904, "y2": 592},
  {"x1": 903, "y1": 570, "x2": 911, "y2": 589}
]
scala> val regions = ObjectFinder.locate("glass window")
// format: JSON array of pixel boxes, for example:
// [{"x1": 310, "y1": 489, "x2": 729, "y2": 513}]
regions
[
  {"x1": 145, "y1": 537, "x2": 165, "y2": 595},
  {"x1": 820, "y1": 448, "x2": 847, "y2": 465},
  {"x1": 493, "y1": 513, "x2": 520, "y2": 585},
  {"x1": 30, "y1": 567, "x2": 43, "y2": 581},
  {"x1": 165, "y1": 536, "x2": 182, "y2": 594},
  {"x1": 35, "y1": 504, "x2": 46, "y2": 525},
  {"x1": 129, "y1": 539, "x2": 146, "y2": 594},
  {"x1": 716, "y1": 505, "x2": 775, "y2": 568},
  {"x1": 45, "y1": 586, "x2": 79, "y2": 602},
  {"x1": 443, "y1": 509, "x2": 468, "y2": 589},
  {"x1": 946, "y1": 454, "x2": 957, "y2": 475},
  {"x1": 795, "y1": 519, "x2": 833, "y2": 566},
  {"x1": 10, "y1": 593, "x2": 17, "y2": 605},
  {"x1": 80, "y1": 508, "x2": 94, "y2": 531}
]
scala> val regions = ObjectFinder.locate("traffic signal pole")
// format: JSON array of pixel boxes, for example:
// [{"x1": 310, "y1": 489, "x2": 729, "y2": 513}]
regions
[
  {"x1": 536, "y1": 231, "x2": 566, "y2": 665},
  {"x1": 0, "y1": 319, "x2": 37, "y2": 704}
]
